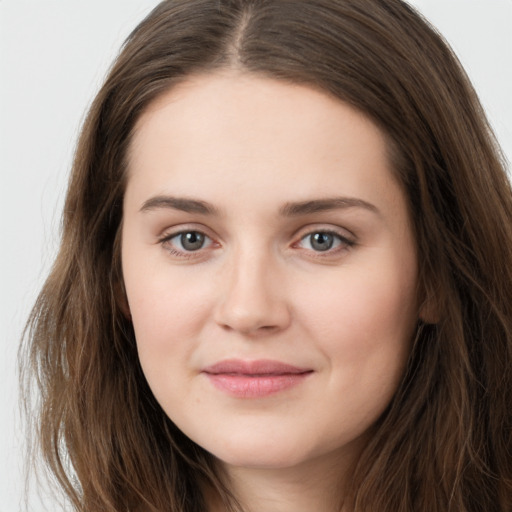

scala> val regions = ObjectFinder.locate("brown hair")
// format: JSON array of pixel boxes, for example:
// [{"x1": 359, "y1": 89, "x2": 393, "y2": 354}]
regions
[{"x1": 22, "y1": 0, "x2": 512, "y2": 511}]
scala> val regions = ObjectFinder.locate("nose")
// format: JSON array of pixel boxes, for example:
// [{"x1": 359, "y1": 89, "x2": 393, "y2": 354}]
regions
[{"x1": 214, "y1": 249, "x2": 291, "y2": 336}]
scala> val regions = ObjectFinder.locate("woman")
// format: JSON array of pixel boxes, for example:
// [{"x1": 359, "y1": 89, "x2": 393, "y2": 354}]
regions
[{"x1": 22, "y1": 0, "x2": 512, "y2": 511}]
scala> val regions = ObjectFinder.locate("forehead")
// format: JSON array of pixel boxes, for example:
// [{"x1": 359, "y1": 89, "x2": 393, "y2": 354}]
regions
[
  {"x1": 130, "y1": 71, "x2": 392, "y2": 161},
  {"x1": 125, "y1": 71, "x2": 405, "y2": 221}
]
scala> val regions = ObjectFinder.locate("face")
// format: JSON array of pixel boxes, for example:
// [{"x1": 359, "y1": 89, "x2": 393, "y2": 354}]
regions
[{"x1": 121, "y1": 72, "x2": 419, "y2": 472}]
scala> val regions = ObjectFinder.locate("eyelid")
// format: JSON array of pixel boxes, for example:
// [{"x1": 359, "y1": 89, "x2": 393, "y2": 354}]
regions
[
  {"x1": 161, "y1": 230, "x2": 213, "y2": 246},
  {"x1": 293, "y1": 224, "x2": 356, "y2": 244},
  {"x1": 157, "y1": 222, "x2": 217, "y2": 242},
  {"x1": 291, "y1": 225, "x2": 357, "y2": 256},
  {"x1": 157, "y1": 224, "x2": 220, "y2": 258}
]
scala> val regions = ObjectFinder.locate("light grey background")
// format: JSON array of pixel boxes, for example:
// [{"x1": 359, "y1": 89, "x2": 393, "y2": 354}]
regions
[{"x1": 1, "y1": 1, "x2": 511, "y2": 510}]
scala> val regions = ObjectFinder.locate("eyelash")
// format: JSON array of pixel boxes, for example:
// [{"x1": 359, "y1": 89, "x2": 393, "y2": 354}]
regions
[
  {"x1": 294, "y1": 230, "x2": 356, "y2": 258},
  {"x1": 158, "y1": 229, "x2": 216, "y2": 259},
  {"x1": 158, "y1": 228, "x2": 356, "y2": 259}
]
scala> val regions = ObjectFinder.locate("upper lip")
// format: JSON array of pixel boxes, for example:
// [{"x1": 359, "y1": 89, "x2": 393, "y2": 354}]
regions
[{"x1": 202, "y1": 359, "x2": 312, "y2": 376}]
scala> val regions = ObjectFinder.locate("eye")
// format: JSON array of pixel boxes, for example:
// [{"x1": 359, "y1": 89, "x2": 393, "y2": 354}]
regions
[
  {"x1": 176, "y1": 231, "x2": 207, "y2": 251},
  {"x1": 297, "y1": 230, "x2": 354, "y2": 253},
  {"x1": 160, "y1": 230, "x2": 214, "y2": 255}
]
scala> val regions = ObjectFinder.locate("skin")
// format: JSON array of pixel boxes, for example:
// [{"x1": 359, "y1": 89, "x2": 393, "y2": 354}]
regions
[{"x1": 121, "y1": 71, "x2": 420, "y2": 512}]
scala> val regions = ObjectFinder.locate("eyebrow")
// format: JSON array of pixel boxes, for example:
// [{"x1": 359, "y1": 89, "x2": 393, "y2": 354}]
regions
[
  {"x1": 279, "y1": 197, "x2": 380, "y2": 217},
  {"x1": 139, "y1": 195, "x2": 379, "y2": 217},
  {"x1": 140, "y1": 196, "x2": 220, "y2": 215}
]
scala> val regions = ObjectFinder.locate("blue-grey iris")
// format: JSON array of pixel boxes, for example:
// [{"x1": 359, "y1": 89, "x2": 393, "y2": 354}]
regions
[
  {"x1": 310, "y1": 233, "x2": 334, "y2": 251},
  {"x1": 181, "y1": 232, "x2": 205, "y2": 251}
]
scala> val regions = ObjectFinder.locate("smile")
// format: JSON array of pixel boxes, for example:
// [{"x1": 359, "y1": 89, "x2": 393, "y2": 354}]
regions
[{"x1": 202, "y1": 359, "x2": 313, "y2": 398}]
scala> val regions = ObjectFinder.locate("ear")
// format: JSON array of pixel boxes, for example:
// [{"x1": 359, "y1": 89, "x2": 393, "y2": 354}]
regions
[
  {"x1": 114, "y1": 280, "x2": 132, "y2": 320},
  {"x1": 418, "y1": 287, "x2": 441, "y2": 325},
  {"x1": 419, "y1": 301, "x2": 438, "y2": 324}
]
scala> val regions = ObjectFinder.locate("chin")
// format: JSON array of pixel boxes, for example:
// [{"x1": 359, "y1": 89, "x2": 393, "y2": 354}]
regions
[
  {"x1": 195, "y1": 430, "x2": 308, "y2": 469},
  {"x1": 214, "y1": 448, "x2": 309, "y2": 470}
]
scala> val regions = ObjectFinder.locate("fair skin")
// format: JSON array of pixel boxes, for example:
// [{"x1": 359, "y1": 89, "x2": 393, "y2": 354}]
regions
[{"x1": 121, "y1": 71, "x2": 420, "y2": 512}]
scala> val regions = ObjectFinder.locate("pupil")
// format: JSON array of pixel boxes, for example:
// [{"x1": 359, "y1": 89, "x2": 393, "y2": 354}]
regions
[
  {"x1": 181, "y1": 232, "x2": 204, "y2": 251},
  {"x1": 311, "y1": 233, "x2": 333, "y2": 251}
]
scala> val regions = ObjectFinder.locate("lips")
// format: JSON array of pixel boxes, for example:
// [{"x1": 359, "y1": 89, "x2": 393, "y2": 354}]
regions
[{"x1": 202, "y1": 359, "x2": 313, "y2": 398}]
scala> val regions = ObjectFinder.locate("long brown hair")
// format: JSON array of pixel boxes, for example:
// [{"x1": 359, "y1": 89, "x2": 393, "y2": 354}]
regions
[{"x1": 22, "y1": 1, "x2": 512, "y2": 510}]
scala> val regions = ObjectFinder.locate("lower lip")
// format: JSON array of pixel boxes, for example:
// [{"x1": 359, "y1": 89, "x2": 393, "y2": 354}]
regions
[{"x1": 204, "y1": 373, "x2": 312, "y2": 398}]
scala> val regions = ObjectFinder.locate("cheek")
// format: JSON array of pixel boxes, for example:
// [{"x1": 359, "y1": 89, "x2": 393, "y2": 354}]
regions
[
  {"x1": 298, "y1": 261, "x2": 418, "y2": 390},
  {"x1": 307, "y1": 274, "x2": 415, "y2": 331},
  {"x1": 295, "y1": 270, "x2": 417, "y2": 444},
  {"x1": 122, "y1": 262, "x2": 213, "y2": 381}
]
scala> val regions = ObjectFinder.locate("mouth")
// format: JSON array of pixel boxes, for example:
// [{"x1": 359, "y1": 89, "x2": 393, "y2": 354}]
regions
[{"x1": 201, "y1": 359, "x2": 313, "y2": 398}]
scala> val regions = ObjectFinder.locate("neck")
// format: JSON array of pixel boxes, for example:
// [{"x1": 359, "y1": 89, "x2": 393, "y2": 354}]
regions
[{"x1": 207, "y1": 450, "x2": 355, "y2": 512}]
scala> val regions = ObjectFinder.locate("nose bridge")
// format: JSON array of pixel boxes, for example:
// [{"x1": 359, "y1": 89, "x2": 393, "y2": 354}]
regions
[{"x1": 215, "y1": 242, "x2": 290, "y2": 334}]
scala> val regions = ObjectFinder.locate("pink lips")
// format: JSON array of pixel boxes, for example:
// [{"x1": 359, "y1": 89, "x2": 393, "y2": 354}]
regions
[{"x1": 202, "y1": 359, "x2": 313, "y2": 398}]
